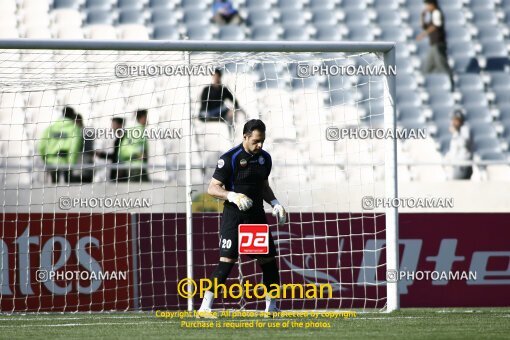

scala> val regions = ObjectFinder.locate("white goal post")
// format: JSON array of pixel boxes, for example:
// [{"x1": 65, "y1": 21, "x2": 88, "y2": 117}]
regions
[{"x1": 0, "y1": 39, "x2": 399, "y2": 313}]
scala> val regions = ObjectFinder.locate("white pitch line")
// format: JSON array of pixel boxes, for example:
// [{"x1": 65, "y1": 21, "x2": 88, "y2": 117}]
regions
[
  {"x1": 0, "y1": 315, "x2": 151, "y2": 321},
  {"x1": 0, "y1": 321, "x2": 167, "y2": 328}
]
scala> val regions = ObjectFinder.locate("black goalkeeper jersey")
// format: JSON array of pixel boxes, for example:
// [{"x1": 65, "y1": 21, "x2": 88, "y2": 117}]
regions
[{"x1": 212, "y1": 144, "x2": 272, "y2": 213}]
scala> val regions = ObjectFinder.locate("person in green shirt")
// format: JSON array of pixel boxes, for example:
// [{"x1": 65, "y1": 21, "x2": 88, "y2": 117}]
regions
[
  {"x1": 38, "y1": 107, "x2": 82, "y2": 184},
  {"x1": 118, "y1": 109, "x2": 150, "y2": 182}
]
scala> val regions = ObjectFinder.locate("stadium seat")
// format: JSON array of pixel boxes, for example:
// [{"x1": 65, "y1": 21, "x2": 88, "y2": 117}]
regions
[
  {"x1": 181, "y1": 0, "x2": 208, "y2": 10},
  {"x1": 149, "y1": 0, "x2": 176, "y2": 9},
  {"x1": 429, "y1": 92, "x2": 455, "y2": 108},
  {"x1": 276, "y1": 0, "x2": 305, "y2": 10},
  {"x1": 473, "y1": 137, "x2": 502, "y2": 155},
  {"x1": 118, "y1": 0, "x2": 145, "y2": 10},
  {"x1": 470, "y1": 123, "x2": 497, "y2": 140},
  {"x1": 470, "y1": 0, "x2": 496, "y2": 10},
  {"x1": 376, "y1": 10, "x2": 402, "y2": 26},
  {"x1": 446, "y1": 27, "x2": 471, "y2": 43},
  {"x1": 465, "y1": 106, "x2": 492, "y2": 123},
  {"x1": 118, "y1": 24, "x2": 150, "y2": 40},
  {"x1": 291, "y1": 76, "x2": 319, "y2": 90},
  {"x1": 153, "y1": 25, "x2": 180, "y2": 39},
  {"x1": 398, "y1": 107, "x2": 423, "y2": 122},
  {"x1": 485, "y1": 57, "x2": 510, "y2": 72},
  {"x1": 52, "y1": 9, "x2": 83, "y2": 28},
  {"x1": 461, "y1": 91, "x2": 489, "y2": 108},
  {"x1": 482, "y1": 41, "x2": 508, "y2": 57},
  {"x1": 245, "y1": 0, "x2": 272, "y2": 10},
  {"x1": 457, "y1": 74, "x2": 484, "y2": 92},
  {"x1": 53, "y1": 0, "x2": 81, "y2": 10},
  {"x1": 247, "y1": 10, "x2": 275, "y2": 26},
  {"x1": 86, "y1": 10, "x2": 115, "y2": 25},
  {"x1": 473, "y1": 10, "x2": 499, "y2": 26},
  {"x1": 186, "y1": 25, "x2": 216, "y2": 40},
  {"x1": 439, "y1": 0, "x2": 462, "y2": 10},
  {"x1": 85, "y1": 0, "x2": 113, "y2": 11},
  {"x1": 500, "y1": 105, "x2": 510, "y2": 121},
  {"x1": 251, "y1": 25, "x2": 281, "y2": 41},
  {"x1": 151, "y1": 9, "x2": 181, "y2": 25},
  {"x1": 431, "y1": 106, "x2": 453, "y2": 122},
  {"x1": 183, "y1": 10, "x2": 211, "y2": 25},
  {"x1": 494, "y1": 89, "x2": 510, "y2": 106},
  {"x1": 342, "y1": 0, "x2": 368, "y2": 10},
  {"x1": 452, "y1": 57, "x2": 481, "y2": 73},
  {"x1": 218, "y1": 26, "x2": 245, "y2": 41},
  {"x1": 86, "y1": 24, "x2": 117, "y2": 39},
  {"x1": 477, "y1": 25, "x2": 505, "y2": 43},
  {"x1": 449, "y1": 41, "x2": 476, "y2": 59},
  {"x1": 280, "y1": 10, "x2": 309, "y2": 26},
  {"x1": 397, "y1": 90, "x2": 422, "y2": 108},
  {"x1": 309, "y1": 0, "x2": 338, "y2": 10},
  {"x1": 118, "y1": 9, "x2": 146, "y2": 25},
  {"x1": 396, "y1": 75, "x2": 418, "y2": 92},
  {"x1": 490, "y1": 73, "x2": 510, "y2": 91},
  {"x1": 283, "y1": 26, "x2": 310, "y2": 41},
  {"x1": 312, "y1": 10, "x2": 339, "y2": 26},
  {"x1": 347, "y1": 26, "x2": 375, "y2": 41},
  {"x1": 442, "y1": 10, "x2": 466, "y2": 26},
  {"x1": 380, "y1": 27, "x2": 407, "y2": 43},
  {"x1": 425, "y1": 74, "x2": 452, "y2": 94},
  {"x1": 345, "y1": 9, "x2": 371, "y2": 27}
]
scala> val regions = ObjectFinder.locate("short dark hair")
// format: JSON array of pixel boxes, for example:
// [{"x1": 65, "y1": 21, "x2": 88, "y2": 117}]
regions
[
  {"x1": 243, "y1": 119, "x2": 266, "y2": 135},
  {"x1": 452, "y1": 109, "x2": 465, "y2": 123},
  {"x1": 62, "y1": 106, "x2": 76, "y2": 119},
  {"x1": 112, "y1": 117, "x2": 124, "y2": 126},
  {"x1": 424, "y1": 0, "x2": 437, "y2": 5},
  {"x1": 214, "y1": 68, "x2": 223, "y2": 77},
  {"x1": 136, "y1": 109, "x2": 148, "y2": 121}
]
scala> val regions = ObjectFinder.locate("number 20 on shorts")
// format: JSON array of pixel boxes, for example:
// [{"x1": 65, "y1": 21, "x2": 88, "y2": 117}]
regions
[{"x1": 238, "y1": 224, "x2": 269, "y2": 254}]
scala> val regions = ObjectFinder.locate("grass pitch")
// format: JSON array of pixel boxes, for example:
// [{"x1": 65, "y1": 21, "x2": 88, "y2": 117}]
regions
[{"x1": 0, "y1": 308, "x2": 508, "y2": 339}]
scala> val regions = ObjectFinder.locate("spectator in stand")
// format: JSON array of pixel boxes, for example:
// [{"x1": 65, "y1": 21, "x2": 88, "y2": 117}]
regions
[
  {"x1": 72, "y1": 113, "x2": 94, "y2": 183},
  {"x1": 212, "y1": 0, "x2": 242, "y2": 25},
  {"x1": 416, "y1": 0, "x2": 454, "y2": 90},
  {"x1": 445, "y1": 110, "x2": 472, "y2": 180}
]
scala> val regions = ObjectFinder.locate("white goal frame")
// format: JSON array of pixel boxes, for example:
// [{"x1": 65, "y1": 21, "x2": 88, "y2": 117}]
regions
[{"x1": 0, "y1": 39, "x2": 399, "y2": 312}]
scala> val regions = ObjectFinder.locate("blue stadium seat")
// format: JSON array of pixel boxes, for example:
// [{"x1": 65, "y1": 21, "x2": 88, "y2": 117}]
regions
[
  {"x1": 500, "y1": 105, "x2": 510, "y2": 121},
  {"x1": 452, "y1": 57, "x2": 481, "y2": 73},
  {"x1": 54, "y1": 0, "x2": 81, "y2": 10},
  {"x1": 251, "y1": 25, "x2": 280, "y2": 41},
  {"x1": 429, "y1": 92, "x2": 455, "y2": 108},
  {"x1": 186, "y1": 25, "x2": 215, "y2": 40},
  {"x1": 431, "y1": 106, "x2": 453, "y2": 122},
  {"x1": 425, "y1": 74, "x2": 452, "y2": 93},
  {"x1": 495, "y1": 89, "x2": 510, "y2": 106},
  {"x1": 149, "y1": 0, "x2": 175, "y2": 9},
  {"x1": 469, "y1": 0, "x2": 496, "y2": 10},
  {"x1": 118, "y1": 9, "x2": 146, "y2": 25},
  {"x1": 312, "y1": 9, "x2": 338, "y2": 26},
  {"x1": 309, "y1": 0, "x2": 338, "y2": 10},
  {"x1": 376, "y1": 10, "x2": 402, "y2": 26},
  {"x1": 85, "y1": 0, "x2": 113, "y2": 10},
  {"x1": 482, "y1": 41, "x2": 508, "y2": 57},
  {"x1": 477, "y1": 26, "x2": 505, "y2": 43},
  {"x1": 291, "y1": 76, "x2": 319, "y2": 89},
  {"x1": 439, "y1": 0, "x2": 462, "y2": 10},
  {"x1": 342, "y1": 0, "x2": 368, "y2": 10},
  {"x1": 397, "y1": 90, "x2": 422, "y2": 108},
  {"x1": 443, "y1": 10, "x2": 467, "y2": 26},
  {"x1": 470, "y1": 123, "x2": 497, "y2": 140},
  {"x1": 153, "y1": 25, "x2": 180, "y2": 39},
  {"x1": 86, "y1": 10, "x2": 115, "y2": 25},
  {"x1": 396, "y1": 58, "x2": 414, "y2": 75},
  {"x1": 246, "y1": 0, "x2": 272, "y2": 10},
  {"x1": 398, "y1": 107, "x2": 423, "y2": 122},
  {"x1": 446, "y1": 27, "x2": 471, "y2": 43},
  {"x1": 396, "y1": 75, "x2": 418, "y2": 92},
  {"x1": 118, "y1": 0, "x2": 144, "y2": 10},
  {"x1": 480, "y1": 152, "x2": 506, "y2": 161},
  {"x1": 315, "y1": 25, "x2": 342, "y2": 40},
  {"x1": 449, "y1": 41, "x2": 476, "y2": 58},
  {"x1": 472, "y1": 10, "x2": 498, "y2": 26},
  {"x1": 461, "y1": 90, "x2": 489, "y2": 108},
  {"x1": 280, "y1": 10, "x2": 308, "y2": 26},
  {"x1": 247, "y1": 10, "x2": 275, "y2": 26},
  {"x1": 218, "y1": 26, "x2": 245, "y2": 41},
  {"x1": 345, "y1": 9, "x2": 371, "y2": 26},
  {"x1": 465, "y1": 106, "x2": 492, "y2": 123},
  {"x1": 181, "y1": 0, "x2": 208, "y2": 10},
  {"x1": 490, "y1": 73, "x2": 510, "y2": 92},
  {"x1": 457, "y1": 74, "x2": 484, "y2": 92},
  {"x1": 283, "y1": 26, "x2": 310, "y2": 41},
  {"x1": 277, "y1": 0, "x2": 305, "y2": 10},
  {"x1": 373, "y1": 0, "x2": 399, "y2": 10},
  {"x1": 151, "y1": 9, "x2": 181, "y2": 25},
  {"x1": 473, "y1": 137, "x2": 502, "y2": 155},
  {"x1": 380, "y1": 27, "x2": 407, "y2": 43},
  {"x1": 347, "y1": 26, "x2": 375, "y2": 41},
  {"x1": 486, "y1": 57, "x2": 510, "y2": 72},
  {"x1": 183, "y1": 10, "x2": 211, "y2": 25}
]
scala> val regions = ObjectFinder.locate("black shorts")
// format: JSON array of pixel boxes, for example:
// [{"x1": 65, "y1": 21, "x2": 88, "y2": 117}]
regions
[{"x1": 219, "y1": 205, "x2": 277, "y2": 259}]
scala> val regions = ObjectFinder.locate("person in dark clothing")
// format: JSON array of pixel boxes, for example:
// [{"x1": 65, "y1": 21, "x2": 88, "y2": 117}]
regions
[
  {"x1": 198, "y1": 69, "x2": 243, "y2": 125},
  {"x1": 72, "y1": 114, "x2": 94, "y2": 183},
  {"x1": 416, "y1": 0, "x2": 454, "y2": 89},
  {"x1": 95, "y1": 117, "x2": 125, "y2": 181}
]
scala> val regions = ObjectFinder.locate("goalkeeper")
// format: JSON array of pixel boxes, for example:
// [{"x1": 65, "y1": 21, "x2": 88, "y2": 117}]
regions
[{"x1": 198, "y1": 119, "x2": 286, "y2": 317}]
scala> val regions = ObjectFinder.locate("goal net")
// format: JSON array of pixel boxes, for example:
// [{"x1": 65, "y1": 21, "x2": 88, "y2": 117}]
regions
[{"x1": 0, "y1": 41, "x2": 398, "y2": 313}]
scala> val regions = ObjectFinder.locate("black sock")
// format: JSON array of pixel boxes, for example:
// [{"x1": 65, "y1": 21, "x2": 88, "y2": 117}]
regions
[
  {"x1": 260, "y1": 260, "x2": 280, "y2": 290},
  {"x1": 210, "y1": 261, "x2": 235, "y2": 286}
]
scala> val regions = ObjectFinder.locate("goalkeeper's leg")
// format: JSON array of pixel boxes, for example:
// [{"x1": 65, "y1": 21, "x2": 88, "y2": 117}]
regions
[
  {"x1": 198, "y1": 257, "x2": 236, "y2": 315},
  {"x1": 257, "y1": 255, "x2": 280, "y2": 313}
]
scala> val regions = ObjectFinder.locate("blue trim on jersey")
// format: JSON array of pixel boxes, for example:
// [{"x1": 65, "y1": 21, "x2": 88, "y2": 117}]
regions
[{"x1": 230, "y1": 148, "x2": 243, "y2": 190}]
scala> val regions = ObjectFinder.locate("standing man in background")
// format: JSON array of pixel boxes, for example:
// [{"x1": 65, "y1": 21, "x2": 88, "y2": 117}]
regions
[
  {"x1": 96, "y1": 117, "x2": 125, "y2": 182},
  {"x1": 417, "y1": 0, "x2": 454, "y2": 90},
  {"x1": 119, "y1": 109, "x2": 150, "y2": 182}
]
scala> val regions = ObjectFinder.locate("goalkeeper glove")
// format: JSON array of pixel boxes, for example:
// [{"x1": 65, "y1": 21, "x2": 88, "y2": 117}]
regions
[
  {"x1": 227, "y1": 192, "x2": 253, "y2": 211},
  {"x1": 271, "y1": 199, "x2": 286, "y2": 225}
]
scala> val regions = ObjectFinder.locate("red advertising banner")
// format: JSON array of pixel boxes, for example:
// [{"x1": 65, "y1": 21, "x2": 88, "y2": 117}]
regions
[{"x1": 0, "y1": 213, "x2": 132, "y2": 312}]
